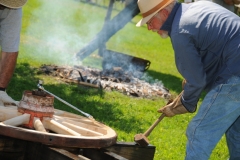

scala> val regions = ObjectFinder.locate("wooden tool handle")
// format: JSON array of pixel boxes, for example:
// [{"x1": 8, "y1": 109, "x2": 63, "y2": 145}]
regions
[{"x1": 143, "y1": 113, "x2": 165, "y2": 137}]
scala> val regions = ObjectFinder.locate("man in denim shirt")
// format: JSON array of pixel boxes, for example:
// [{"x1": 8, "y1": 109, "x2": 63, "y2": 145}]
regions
[{"x1": 136, "y1": 0, "x2": 240, "y2": 159}]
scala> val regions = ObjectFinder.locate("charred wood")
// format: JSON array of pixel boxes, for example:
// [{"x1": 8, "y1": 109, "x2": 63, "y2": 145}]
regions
[{"x1": 39, "y1": 64, "x2": 171, "y2": 100}]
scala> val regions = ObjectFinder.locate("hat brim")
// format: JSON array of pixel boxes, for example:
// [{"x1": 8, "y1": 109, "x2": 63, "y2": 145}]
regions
[
  {"x1": 0, "y1": 0, "x2": 27, "y2": 8},
  {"x1": 136, "y1": 9, "x2": 160, "y2": 27},
  {"x1": 136, "y1": 0, "x2": 174, "y2": 27}
]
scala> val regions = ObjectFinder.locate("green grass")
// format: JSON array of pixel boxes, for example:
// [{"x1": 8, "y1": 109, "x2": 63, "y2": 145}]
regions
[{"x1": 8, "y1": 0, "x2": 229, "y2": 159}]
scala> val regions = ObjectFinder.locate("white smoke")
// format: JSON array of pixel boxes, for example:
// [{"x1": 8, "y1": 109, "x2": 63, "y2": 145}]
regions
[
  {"x1": 25, "y1": 0, "x2": 104, "y2": 66},
  {"x1": 25, "y1": 0, "x2": 167, "y2": 90}
]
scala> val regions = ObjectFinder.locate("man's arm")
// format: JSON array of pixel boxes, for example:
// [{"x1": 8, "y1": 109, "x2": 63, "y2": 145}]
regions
[
  {"x1": 0, "y1": 52, "x2": 18, "y2": 105},
  {"x1": 0, "y1": 52, "x2": 18, "y2": 88}
]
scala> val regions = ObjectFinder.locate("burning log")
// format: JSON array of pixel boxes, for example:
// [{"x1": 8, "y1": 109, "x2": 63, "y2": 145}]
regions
[
  {"x1": 102, "y1": 50, "x2": 151, "y2": 72},
  {"x1": 39, "y1": 64, "x2": 171, "y2": 100}
]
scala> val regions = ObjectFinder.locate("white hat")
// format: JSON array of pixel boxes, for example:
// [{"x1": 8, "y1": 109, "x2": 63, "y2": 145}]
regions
[
  {"x1": 136, "y1": 0, "x2": 174, "y2": 27},
  {"x1": 0, "y1": 0, "x2": 27, "y2": 9}
]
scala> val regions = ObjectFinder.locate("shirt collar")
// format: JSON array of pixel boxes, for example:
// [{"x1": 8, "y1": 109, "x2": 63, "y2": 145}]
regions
[{"x1": 160, "y1": 2, "x2": 181, "y2": 35}]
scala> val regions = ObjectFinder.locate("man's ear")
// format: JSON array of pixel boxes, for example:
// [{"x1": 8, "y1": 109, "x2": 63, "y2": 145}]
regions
[{"x1": 160, "y1": 9, "x2": 169, "y2": 20}]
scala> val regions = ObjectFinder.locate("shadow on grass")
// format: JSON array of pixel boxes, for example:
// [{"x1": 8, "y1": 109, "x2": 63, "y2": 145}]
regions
[
  {"x1": 146, "y1": 69, "x2": 183, "y2": 94},
  {"x1": 8, "y1": 62, "x2": 148, "y2": 134},
  {"x1": 8, "y1": 63, "x2": 41, "y2": 100},
  {"x1": 147, "y1": 69, "x2": 207, "y2": 102}
]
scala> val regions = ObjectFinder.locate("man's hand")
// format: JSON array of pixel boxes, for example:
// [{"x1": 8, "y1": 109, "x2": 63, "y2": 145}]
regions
[
  {"x1": 158, "y1": 91, "x2": 189, "y2": 117},
  {"x1": 0, "y1": 91, "x2": 17, "y2": 106},
  {"x1": 182, "y1": 79, "x2": 187, "y2": 90},
  {"x1": 233, "y1": 0, "x2": 240, "y2": 4}
]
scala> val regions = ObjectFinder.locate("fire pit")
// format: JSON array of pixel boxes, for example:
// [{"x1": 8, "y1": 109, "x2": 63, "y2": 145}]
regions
[{"x1": 39, "y1": 64, "x2": 171, "y2": 99}]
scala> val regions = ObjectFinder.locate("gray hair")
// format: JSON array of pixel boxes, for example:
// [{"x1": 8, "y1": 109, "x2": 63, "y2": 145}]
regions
[
  {"x1": 164, "y1": 1, "x2": 177, "y2": 12},
  {"x1": 155, "y1": 1, "x2": 177, "y2": 19}
]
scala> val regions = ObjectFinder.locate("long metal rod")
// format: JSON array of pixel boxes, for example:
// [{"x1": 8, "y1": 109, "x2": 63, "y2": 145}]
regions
[{"x1": 37, "y1": 83, "x2": 93, "y2": 119}]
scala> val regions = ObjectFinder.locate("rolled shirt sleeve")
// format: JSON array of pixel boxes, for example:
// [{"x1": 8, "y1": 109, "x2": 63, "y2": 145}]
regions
[{"x1": 172, "y1": 33, "x2": 206, "y2": 112}]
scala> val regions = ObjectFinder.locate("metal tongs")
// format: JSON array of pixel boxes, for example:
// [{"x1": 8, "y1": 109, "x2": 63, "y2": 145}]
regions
[{"x1": 37, "y1": 80, "x2": 94, "y2": 120}]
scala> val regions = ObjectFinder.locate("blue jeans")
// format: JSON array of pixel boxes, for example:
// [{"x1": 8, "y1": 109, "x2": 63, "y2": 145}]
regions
[{"x1": 185, "y1": 76, "x2": 240, "y2": 160}]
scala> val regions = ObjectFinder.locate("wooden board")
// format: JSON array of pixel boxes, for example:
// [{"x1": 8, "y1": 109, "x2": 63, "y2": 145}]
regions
[{"x1": 0, "y1": 136, "x2": 156, "y2": 160}]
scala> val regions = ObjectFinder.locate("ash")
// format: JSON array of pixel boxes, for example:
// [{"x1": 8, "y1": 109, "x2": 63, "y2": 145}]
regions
[{"x1": 39, "y1": 64, "x2": 171, "y2": 100}]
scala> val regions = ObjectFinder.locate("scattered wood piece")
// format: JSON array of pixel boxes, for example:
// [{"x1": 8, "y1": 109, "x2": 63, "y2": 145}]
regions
[
  {"x1": 42, "y1": 118, "x2": 81, "y2": 136},
  {"x1": 33, "y1": 117, "x2": 47, "y2": 132},
  {"x1": 2, "y1": 113, "x2": 30, "y2": 126}
]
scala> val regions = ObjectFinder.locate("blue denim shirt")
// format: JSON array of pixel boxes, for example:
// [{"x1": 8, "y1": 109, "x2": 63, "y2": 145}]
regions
[{"x1": 161, "y1": 2, "x2": 240, "y2": 112}]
